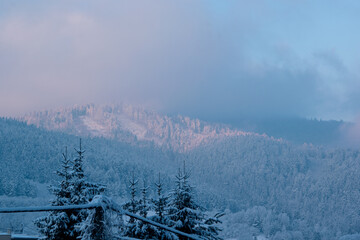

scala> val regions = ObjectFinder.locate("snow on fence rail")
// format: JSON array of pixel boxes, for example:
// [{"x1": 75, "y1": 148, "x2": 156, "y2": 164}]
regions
[
  {"x1": 0, "y1": 195, "x2": 202, "y2": 240},
  {"x1": 0, "y1": 203, "x2": 100, "y2": 213}
]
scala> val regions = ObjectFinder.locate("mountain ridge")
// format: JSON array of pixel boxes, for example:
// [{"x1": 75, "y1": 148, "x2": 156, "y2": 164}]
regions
[{"x1": 19, "y1": 103, "x2": 265, "y2": 152}]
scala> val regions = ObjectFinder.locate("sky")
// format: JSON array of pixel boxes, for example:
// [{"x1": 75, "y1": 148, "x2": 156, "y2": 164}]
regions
[{"x1": 0, "y1": 0, "x2": 360, "y2": 121}]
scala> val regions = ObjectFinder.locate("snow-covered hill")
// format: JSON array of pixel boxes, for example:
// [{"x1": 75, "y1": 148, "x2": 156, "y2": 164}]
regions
[{"x1": 20, "y1": 103, "x2": 260, "y2": 152}]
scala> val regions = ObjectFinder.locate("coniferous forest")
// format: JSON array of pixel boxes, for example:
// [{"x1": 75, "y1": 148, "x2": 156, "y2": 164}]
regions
[{"x1": 1, "y1": 117, "x2": 360, "y2": 239}]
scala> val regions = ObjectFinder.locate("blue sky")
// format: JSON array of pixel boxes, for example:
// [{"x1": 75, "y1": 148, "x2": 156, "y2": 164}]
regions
[{"x1": 0, "y1": 0, "x2": 359, "y2": 121}]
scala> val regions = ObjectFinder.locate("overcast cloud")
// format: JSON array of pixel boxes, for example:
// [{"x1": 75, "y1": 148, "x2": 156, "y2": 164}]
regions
[{"x1": 0, "y1": 0, "x2": 360, "y2": 120}]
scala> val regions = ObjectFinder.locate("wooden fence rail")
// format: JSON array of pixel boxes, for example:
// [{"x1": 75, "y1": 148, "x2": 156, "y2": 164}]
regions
[{"x1": 0, "y1": 195, "x2": 202, "y2": 240}]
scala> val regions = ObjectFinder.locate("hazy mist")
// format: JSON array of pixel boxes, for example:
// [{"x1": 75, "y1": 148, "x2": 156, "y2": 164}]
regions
[{"x1": 1, "y1": 0, "x2": 360, "y2": 121}]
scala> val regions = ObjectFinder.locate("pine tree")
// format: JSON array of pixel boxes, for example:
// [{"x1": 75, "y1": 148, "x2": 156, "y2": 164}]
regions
[
  {"x1": 151, "y1": 173, "x2": 178, "y2": 240},
  {"x1": 35, "y1": 141, "x2": 106, "y2": 240},
  {"x1": 124, "y1": 172, "x2": 139, "y2": 221},
  {"x1": 136, "y1": 179, "x2": 159, "y2": 239},
  {"x1": 35, "y1": 147, "x2": 78, "y2": 240},
  {"x1": 168, "y1": 162, "x2": 223, "y2": 240},
  {"x1": 140, "y1": 179, "x2": 150, "y2": 218},
  {"x1": 153, "y1": 173, "x2": 168, "y2": 223},
  {"x1": 168, "y1": 164, "x2": 200, "y2": 238},
  {"x1": 69, "y1": 139, "x2": 106, "y2": 237},
  {"x1": 71, "y1": 138, "x2": 86, "y2": 205},
  {"x1": 122, "y1": 172, "x2": 140, "y2": 238},
  {"x1": 123, "y1": 175, "x2": 161, "y2": 239},
  {"x1": 71, "y1": 139, "x2": 105, "y2": 203}
]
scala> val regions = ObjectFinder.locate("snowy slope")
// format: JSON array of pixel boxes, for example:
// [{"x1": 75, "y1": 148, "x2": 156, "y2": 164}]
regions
[{"x1": 20, "y1": 103, "x2": 260, "y2": 152}]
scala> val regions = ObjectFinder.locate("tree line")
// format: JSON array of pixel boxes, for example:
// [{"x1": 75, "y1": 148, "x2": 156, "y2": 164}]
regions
[{"x1": 36, "y1": 140, "x2": 223, "y2": 240}]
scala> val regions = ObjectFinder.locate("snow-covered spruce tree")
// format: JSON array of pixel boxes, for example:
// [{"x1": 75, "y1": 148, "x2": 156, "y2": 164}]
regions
[
  {"x1": 72, "y1": 139, "x2": 106, "y2": 201},
  {"x1": 151, "y1": 173, "x2": 178, "y2": 240},
  {"x1": 140, "y1": 179, "x2": 150, "y2": 218},
  {"x1": 168, "y1": 163, "x2": 223, "y2": 240},
  {"x1": 71, "y1": 138, "x2": 87, "y2": 205},
  {"x1": 122, "y1": 173, "x2": 141, "y2": 238},
  {"x1": 35, "y1": 147, "x2": 78, "y2": 240},
  {"x1": 70, "y1": 139, "x2": 106, "y2": 237},
  {"x1": 153, "y1": 173, "x2": 168, "y2": 223},
  {"x1": 35, "y1": 140, "x2": 106, "y2": 240},
  {"x1": 133, "y1": 179, "x2": 159, "y2": 239},
  {"x1": 124, "y1": 173, "x2": 139, "y2": 221}
]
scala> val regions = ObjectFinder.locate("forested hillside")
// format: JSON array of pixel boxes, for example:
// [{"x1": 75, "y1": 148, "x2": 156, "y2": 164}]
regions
[
  {"x1": 0, "y1": 118, "x2": 177, "y2": 198},
  {"x1": 1, "y1": 117, "x2": 360, "y2": 239},
  {"x1": 185, "y1": 136, "x2": 360, "y2": 239},
  {"x1": 20, "y1": 104, "x2": 255, "y2": 152}
]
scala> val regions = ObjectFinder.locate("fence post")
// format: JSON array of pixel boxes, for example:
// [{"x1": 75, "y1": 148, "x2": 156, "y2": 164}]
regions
[{"x1": 91, "y1": 206, "x2": 106, "y2": 239}]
